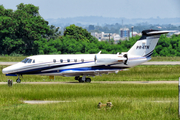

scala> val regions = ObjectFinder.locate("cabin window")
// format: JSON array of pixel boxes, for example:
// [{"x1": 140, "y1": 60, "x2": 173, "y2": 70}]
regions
[
  {"x1": 32, "y1": 60, "x2": 35, "y2": 63},
  {"x1": 28, "y1": 59, "x2": 32, "y2": 63},
  {"x1": 81, "y1": 59, "x2": 84, "y2": 62},
  {"x1": 60, "y1": 59, "x2": 63, "y2": 63},
  {"x1": 53, "y1": 59, "x2": 56, "y2": 63},
  {"x1": 74, "y1": 59, "x2": 77, "y2": 62},
  {"x1": 67, "y1": 59, "x2": 70, "y2": 62}
]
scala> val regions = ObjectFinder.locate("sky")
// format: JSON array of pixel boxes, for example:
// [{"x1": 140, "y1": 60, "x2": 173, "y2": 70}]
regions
[{"x1": 0, "y1": 0, "x2": 180, "y2": 19}]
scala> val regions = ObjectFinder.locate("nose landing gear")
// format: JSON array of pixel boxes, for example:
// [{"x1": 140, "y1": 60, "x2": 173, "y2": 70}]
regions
[
  {"x1": 16, "y1": 78, "x2": 21, "y2": 83},
  {"x1": 16, "y1": 75, "x2": 21, "y2": 83}
]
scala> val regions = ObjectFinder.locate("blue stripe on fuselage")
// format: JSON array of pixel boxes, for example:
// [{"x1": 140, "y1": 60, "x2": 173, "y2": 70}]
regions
[
  {"x1": 13, "y1": 63, "x2": 129, "y2": 75},
  {"x1": 13, "y1": 61, "x2": 94, "y2": 74},
  {"x1": 23, "y1": 66, "x2": 129, "y2": 75}
]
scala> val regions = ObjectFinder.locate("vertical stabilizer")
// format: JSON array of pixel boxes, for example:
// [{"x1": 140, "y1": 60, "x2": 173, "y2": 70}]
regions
[{"x1": 128, "y1": 30, "x2": 170, "y2": 57}]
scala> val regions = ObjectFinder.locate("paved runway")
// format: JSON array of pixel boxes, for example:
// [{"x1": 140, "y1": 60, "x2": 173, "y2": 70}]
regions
[
  {"x1": 1, "y1": 61, "x2": 180, "y2": 65},
  {"x1": 0, "y1": 81, "x2": 178, "y2": 85},
  {"x1": 142, "y1": 61, "x2": 180, "y2": 65},
  {"x1": 0, "y1": 62, "x2": 18, "y2": 65}
]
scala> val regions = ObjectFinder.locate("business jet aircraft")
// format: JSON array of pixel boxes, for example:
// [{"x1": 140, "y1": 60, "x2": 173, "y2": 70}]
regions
[{"x1": 2, "y1": 29, "x2": 170, "y2": 84}]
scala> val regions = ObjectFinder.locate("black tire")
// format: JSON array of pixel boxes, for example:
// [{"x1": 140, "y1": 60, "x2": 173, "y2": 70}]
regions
[
  {"x1": 16, "y1": 78, "x2": 21, "y2": 83},
  {"x1": 78, "y1": 77, "x2": 83, "y2": 83},
  {"x1": 85, "y1": 78, "x2": 91, "y2": 83},
  {"x1": 75, "y1": 76, "x2": 80, "y2": 80}
]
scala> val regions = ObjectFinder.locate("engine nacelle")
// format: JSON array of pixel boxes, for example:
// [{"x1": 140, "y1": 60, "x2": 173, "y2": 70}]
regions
[{"x1": 94, "y1": 54, "x2": 127, "y2": 64}]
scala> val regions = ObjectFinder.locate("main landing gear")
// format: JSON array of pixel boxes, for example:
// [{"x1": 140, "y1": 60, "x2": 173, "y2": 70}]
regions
[{"x1": 75, "y1": 76, "x2": 91, "y2": 83}]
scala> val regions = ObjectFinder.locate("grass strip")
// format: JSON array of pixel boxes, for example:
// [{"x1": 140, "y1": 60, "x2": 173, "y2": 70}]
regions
[{"x1": 0, "y1": 84, "x2": 178, "y2": 120}]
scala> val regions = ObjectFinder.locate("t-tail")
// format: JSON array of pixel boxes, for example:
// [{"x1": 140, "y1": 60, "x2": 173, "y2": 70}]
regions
[{"x1": 126, "y1": 29, "x2": 170, "y2": 66}]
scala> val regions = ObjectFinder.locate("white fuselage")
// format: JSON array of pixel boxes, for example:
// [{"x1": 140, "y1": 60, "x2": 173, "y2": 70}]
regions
[{"x1": 2, "y1": 54, "x2": 149, "y2": 77}]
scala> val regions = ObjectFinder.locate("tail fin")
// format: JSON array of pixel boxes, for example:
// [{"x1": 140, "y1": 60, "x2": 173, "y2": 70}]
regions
[{"x1": 128, "y1": 30, "x2": 170, "y2": 58}]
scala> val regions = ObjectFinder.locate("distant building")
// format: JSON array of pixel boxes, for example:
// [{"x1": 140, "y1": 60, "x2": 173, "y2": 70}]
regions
[
  {"x1": 113, "y1": 34, "x2": 120, "y2": 41},
  {"x1": 101, "y1": 33, "x2": 113, "y2": 41},
  {"x1": 91, "y1": 32, "x2": 113, "y2": 41},
  {"x1": 130, "y1": 32, "x2": 142, "y2": 37},
  {"x1": 91, "y1": 30, "x2": 142, "y2": 43},
  {"x1": 91, "y1": 32, "x2": 102, "y2": 41},
  {"x1": 113, "y1": 34, "x2": 121, "y2": 44},
  {"x1": 91, "y1": 32, "x2": 122, "y2": 44},
  {"x1": 119, "y1": 28, "x2": 130, "y2": 39}
]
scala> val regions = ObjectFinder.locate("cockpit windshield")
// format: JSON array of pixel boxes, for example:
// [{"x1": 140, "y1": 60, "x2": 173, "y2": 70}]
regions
[
  {"x1": 21, "y1": 58, "x2": 27, "y2": 63},
  {"x1": 21, "y1": 58, "x2": 34, "y2": 63},
  {"x1": 27, "y1": 59, "x2": 32, "y2": 63}
]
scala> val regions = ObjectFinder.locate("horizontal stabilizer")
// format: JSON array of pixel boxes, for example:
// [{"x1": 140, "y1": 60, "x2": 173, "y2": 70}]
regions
[{"x1": 147, "y1": 30, "x2": 174, "y2": 35}]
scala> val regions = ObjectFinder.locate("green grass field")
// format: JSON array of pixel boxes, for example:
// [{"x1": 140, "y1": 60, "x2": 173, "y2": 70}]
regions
[
  {"x1": 0, "y1": 56, "x2": 27, "y2": 62},
  {"x1": 0, "y1": 84, "x2": 178, "y2": 120}
]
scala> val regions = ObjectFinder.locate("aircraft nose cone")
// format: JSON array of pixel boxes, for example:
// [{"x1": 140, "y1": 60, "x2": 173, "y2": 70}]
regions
[
  {"x1": 2, "y1": 66, "x2": 13, "y2": 74},
  {"x1": 2, "y1": 67, "x2": 9, "y2": 74},
  {"x1": 2, "y1": 63, "x2": 22, "y2": 74}
]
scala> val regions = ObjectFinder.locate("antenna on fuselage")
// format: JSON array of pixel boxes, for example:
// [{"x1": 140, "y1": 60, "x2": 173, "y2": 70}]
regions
[
  {"x1": 98, "y1": 51, "x2": 101, "y2": 54},
  {"x1": 95, "y1": 51, "x2": 101, "y2": 64}
]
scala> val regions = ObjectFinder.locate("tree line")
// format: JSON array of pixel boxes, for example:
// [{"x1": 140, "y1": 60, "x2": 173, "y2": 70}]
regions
[{"x1": 0, "y1": 3, "x2": 180, "y2": 56}]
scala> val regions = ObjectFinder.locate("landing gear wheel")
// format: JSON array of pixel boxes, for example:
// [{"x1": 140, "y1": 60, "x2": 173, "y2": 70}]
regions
[
  {"x1": 78, "y1": 77, "x2": 84, "y2": 83},
  {"x1": 75, "y1": 76, "x2": 80, "y2": 80},
  {"x1": 85, "y1": 78, "x2": 91, "y2": 83},
  {"x1": 16, "y1": 78, "x2": 21, "y2": 83},
  {"x1": 8, "y1": 79, "x2": 13, "y2": 86}
]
